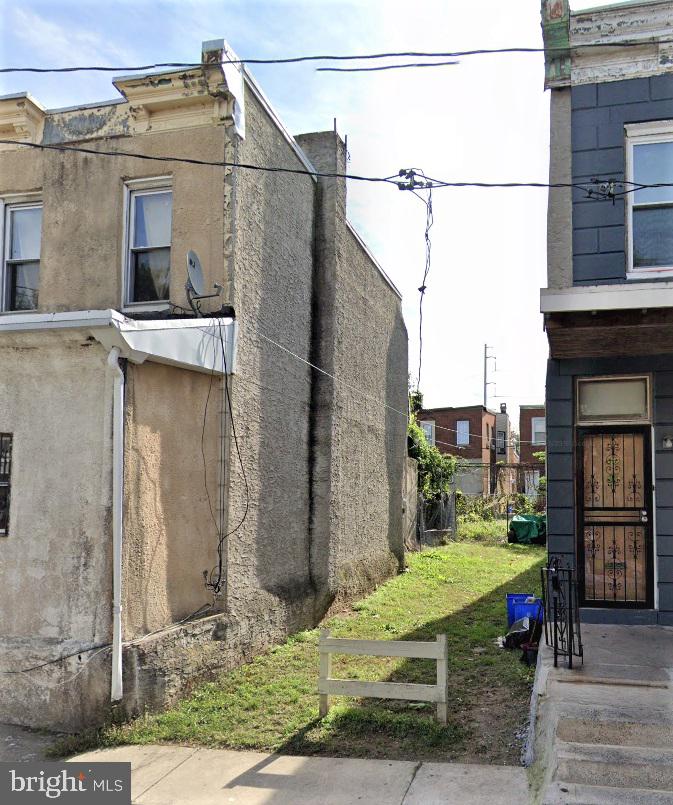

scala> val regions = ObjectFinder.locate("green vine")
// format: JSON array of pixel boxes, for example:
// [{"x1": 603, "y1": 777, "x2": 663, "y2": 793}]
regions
[{"x1": 408, "y1": 418, "x2": 457, "y2": 500}]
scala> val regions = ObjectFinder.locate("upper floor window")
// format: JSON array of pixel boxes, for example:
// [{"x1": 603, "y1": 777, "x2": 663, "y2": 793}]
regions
[
  {"x1": 456, "y1": 420, "x2": 469, "y2": 446},
  {"x1": 125, "y1": 183, "x2": 172, "y2": 305},
  {"x1": 2, "y1": 203, "x2": 41, "y2": 311},
  {"x1": 531, "y1": 416, "x2": 546, "y2": 445},
  {"x1": 420, "y1": 420, "x2": 435, "y2": 446},
  {"x1": 627, "y1": 123, "x2": 673, "y2": 277}
]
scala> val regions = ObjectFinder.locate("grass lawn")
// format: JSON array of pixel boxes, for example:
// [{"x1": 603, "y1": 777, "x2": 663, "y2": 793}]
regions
[
  {"x1": 55, "y1": 542, "x2": 545, "y2": 764},
  {"x1": 457, "y1": 518, "x2": 509, "y2": 542}
]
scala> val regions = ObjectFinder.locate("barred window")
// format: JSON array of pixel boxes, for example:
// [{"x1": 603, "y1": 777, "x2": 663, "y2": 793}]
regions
[{"x1": 0, "y1": 434, "x2": 12, "y2": 536}]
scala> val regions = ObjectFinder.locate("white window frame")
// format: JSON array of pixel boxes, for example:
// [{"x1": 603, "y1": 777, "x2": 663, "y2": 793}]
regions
[
  {"x1": 456, "y1": 420, "x2": 470, "y2": 446},
  {"x1": 0, "y1": 194, "x2": 43, "y2": 313},
  {"x1": 531, "y1": 416, "x2": 546, "y2": 446},
  {"x1": 626, "y1": 121, "x2": 673, "y2": 279},
  {"x1": 420, "y1": 420, "x2": 435, "y2": 446},
  {"x1": 122, "y1": 177, "x2": 173, "y2": 312}
]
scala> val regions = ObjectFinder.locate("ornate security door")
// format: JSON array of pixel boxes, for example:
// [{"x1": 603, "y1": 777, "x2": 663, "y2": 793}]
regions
[{"x1": 578, "y1": 428, "x2": 653, "y2": 608}]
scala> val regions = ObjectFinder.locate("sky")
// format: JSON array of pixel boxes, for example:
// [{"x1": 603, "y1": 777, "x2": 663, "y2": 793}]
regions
[{"x1": 0, "y1": 0, "x2": 619, "y2": 427}]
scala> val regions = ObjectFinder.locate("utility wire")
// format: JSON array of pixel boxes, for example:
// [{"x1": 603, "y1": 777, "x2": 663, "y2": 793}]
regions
[
  {"x1": 2, "y1": 40, "x2": 673, "y2": 73},
  {"x1": 0, "y1": 140, "x2": 665, "y2": 197}
]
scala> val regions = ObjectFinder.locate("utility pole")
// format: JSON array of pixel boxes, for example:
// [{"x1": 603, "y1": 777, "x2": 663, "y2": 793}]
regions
[{"x1": 483, "y1": 344, "x2": 496, "y2": 408}]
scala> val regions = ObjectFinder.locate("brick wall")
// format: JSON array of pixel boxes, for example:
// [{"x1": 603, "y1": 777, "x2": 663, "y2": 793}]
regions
[
  {"x1": 519, "y1": 406, "x2": 546, "y2": 465},
  {"x1": 417, "y1": 406, "x2": 495, "y2": 463}
]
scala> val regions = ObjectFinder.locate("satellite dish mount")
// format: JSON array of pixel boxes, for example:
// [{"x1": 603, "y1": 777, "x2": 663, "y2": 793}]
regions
[{"x1": 186, "y1": 250, "x2": 223, "y2": 316}]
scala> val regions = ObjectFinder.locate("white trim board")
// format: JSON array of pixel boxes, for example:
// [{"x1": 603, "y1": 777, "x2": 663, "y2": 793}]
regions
[{"x1": 541, "y1": 283, "x2": 673, "y2": 313}]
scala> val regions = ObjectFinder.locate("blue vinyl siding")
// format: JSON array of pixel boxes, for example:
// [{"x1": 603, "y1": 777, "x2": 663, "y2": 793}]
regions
[
  {"x1": 571, "y1": 74, "x2": 673, "y2": 285},
  {"x1": 546, "y1": 357, "x2": 673, "y2": 622}
]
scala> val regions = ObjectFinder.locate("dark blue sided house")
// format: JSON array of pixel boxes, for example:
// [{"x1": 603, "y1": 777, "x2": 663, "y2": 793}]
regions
[{"x1": 541, "y1": 0, "x2": 673, "y2": 625}]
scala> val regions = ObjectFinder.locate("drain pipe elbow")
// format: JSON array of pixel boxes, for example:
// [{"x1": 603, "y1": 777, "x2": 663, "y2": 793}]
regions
[{"x1": 108, "y1": 347, "x2": 125, "y2": 702}]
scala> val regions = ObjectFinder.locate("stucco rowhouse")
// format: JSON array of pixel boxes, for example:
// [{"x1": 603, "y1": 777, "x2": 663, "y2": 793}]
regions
[{"x1": 0, "y1": 39, "x2": 408, "y2": 730}]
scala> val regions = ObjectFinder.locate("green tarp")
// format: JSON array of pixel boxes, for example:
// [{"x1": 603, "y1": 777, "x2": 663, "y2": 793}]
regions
[{"x1": 508, "y1": 514, "x2": 546, "y2": 545}]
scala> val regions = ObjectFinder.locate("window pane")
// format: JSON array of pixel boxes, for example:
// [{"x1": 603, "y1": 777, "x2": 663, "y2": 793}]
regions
[
  {"x1": 10, "y1": 207, "x2": 41, "y2": 260},
  {"x1": 578, "y1": 378, "x2": 648, "y2": 421},
  {"x1": 9, "y1": 261, "x2": 39, "y2": 310},
  {"x1": 456, "y1": 420, "x2": 469, "y2": 445},
  {"x1": 633, "y1": 207, "x2": 673, "y2": 268},
  {"x1": 633, "y1": 142, "x2": 673, "y2": 204},
  {"x1": 132, "y1": 248, "x2": 170, "y2": 302},
  {"x1": 532, "y1": 417, "x2": 546, "y2": 445},
  {"x1": 133, "y1": 192, "x2": 172, "y2": 248},
  {"x1": 420, "y1": 421, "x2": 434, "y2": 445}
]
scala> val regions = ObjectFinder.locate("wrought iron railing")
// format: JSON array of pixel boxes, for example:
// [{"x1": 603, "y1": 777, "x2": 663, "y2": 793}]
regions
[{"x1": 540, "y1": 560, "x2": 583, "y2": 668}]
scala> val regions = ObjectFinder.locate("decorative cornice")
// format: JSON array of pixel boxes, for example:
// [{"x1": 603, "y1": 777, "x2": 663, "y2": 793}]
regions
[
  {"x1": 112, "y1": 68, "x2": 233, "y2": 134},
  {"x1": 542, "y1": 0, "x2": 571, "y2": 89},
  {"x1": 0, "y1": 93, "x2": 46, "y2": 151},
  {"x1": 570, "y1": 1, "x2": 673, "y2": 85}
]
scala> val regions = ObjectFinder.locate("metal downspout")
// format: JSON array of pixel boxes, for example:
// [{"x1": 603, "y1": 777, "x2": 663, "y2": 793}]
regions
[{"x1": 108, "y1": 347, "x2": 124, "y2": 701}]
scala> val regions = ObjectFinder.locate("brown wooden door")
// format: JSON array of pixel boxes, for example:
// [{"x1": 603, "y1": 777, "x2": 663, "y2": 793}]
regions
[{"x1": 578, "y1": 428, "x2": 653, "y2": 608}]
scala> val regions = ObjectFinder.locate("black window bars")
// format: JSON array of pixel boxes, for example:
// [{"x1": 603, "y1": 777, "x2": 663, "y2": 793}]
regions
[{"x1": 0, "y1": 434, "x2": 12, "y2": 536}]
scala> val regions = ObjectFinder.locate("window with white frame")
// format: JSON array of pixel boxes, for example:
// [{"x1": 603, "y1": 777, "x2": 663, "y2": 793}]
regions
[
  {"x1": 456, "y1": 420, "x2": 469, "y2": 446},
  {"x1": 531, "y1": 416, "x2": 546, "y2": 445},
  {"x1": 420, "y1": 420, "x2": 435, "y2": 446},
  {"x1": 627, "y1": 124, "x2": 673, "y2": 276},
  {"x1": 125, "y1": 183, "x2": 172, "y2": 304},
  {"x1": 2, "y1": 203, "x2": 42, "y2": 311}
]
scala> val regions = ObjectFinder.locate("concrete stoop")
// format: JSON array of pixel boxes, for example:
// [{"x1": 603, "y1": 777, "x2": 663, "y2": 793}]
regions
[
  {"x1": 540, "y1": 703, "x2": 673, "y2": 802},
  {"x1": 533, "y1": 625, "x2": 673, "y2": 805}
]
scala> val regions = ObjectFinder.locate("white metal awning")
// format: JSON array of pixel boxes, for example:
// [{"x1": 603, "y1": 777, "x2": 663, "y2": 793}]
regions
[{"x1": 0, "y1": 309, "x2": 237, "y2": 375}]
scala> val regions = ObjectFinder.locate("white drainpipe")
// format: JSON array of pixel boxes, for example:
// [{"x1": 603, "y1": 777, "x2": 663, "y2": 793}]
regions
[{"x1": 108, "y1": 347, "x2": 124, "y2": 702}]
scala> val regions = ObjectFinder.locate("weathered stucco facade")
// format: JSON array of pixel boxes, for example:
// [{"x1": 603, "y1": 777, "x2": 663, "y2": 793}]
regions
[{"x1": 0, "y1": 39, "x2": 407, "y2": 729}]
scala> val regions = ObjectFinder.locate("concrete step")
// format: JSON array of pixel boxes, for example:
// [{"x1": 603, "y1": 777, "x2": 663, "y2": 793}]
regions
[
  {"x1": 548, "y1": 699, "x2": 673, "y2": 728},
  {"x1": 557, "y1": 718, "x2": 673, "y2": 749},
  {"x1": 543, "y1": 781, "x2": 673, "y2": 804},
  {"x1": 555, "y1": 742, "x2": 673, "y2": 792}
]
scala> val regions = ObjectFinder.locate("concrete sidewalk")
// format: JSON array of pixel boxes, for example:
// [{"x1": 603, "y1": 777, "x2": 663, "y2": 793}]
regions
[{"x1": 71, "y1": 745, "x2": 531, "y2": 804}]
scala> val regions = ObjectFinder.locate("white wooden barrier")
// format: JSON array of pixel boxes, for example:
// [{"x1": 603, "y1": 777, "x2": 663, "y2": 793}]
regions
[{"x1": 318, "y1": 629, "x2": 449, "y2": 724}]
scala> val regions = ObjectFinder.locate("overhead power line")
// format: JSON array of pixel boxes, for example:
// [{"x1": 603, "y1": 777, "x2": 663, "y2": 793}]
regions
[
  {"x1": 0, "y1": 140, "x2": 664, "y2": 198},
  {"x1": 2, "y1": 39, "x2": 673, "y2": 74}
]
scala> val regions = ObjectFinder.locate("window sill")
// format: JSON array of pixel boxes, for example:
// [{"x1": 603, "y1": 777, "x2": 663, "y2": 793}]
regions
[
  {"x1": 627, "y1": 269, "x2": 673, "y2": 280},
  {"x1": 121, "y1": 302, "x2": 172, "y2": 315}
]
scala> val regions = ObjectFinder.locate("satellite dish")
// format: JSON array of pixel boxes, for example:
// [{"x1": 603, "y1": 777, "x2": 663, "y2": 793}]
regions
[
  {"x1": 187, "y1": 250, "x2": 206, "y2": 296},
  {"x1": 185, "y1": 250, "x2": 225, "y2": 317}
]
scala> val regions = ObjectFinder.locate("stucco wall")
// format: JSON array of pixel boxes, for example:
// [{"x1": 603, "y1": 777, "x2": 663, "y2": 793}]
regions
[
  {"x1": 224, "y1": 85, "x2": 316, "y2": 640},
  {"x1": 297, "y1": 131, "x2": 408, "y2": 612},
  {"x1": 547, "y1": 88, "x2": 573, "y2": 290},
  {"x1": 122, "y1": 361, "x2": 220, "y2": 640},
  {"x1": 0, "y1": 333, "x2": 113, "y2": 729},
  {"x1": 0, "y1": 126, "x2": 228, "y2": 311}
]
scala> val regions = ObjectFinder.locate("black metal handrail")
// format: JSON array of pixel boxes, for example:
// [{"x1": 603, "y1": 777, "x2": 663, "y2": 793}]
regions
[{"x1": 541, "y1": 560, "x2": 583, "y2": 668}]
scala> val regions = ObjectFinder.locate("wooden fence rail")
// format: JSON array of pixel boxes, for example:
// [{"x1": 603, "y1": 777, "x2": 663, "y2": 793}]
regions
[{"x1": 318, "y1": 630, "x2": 449, "y2": 724}]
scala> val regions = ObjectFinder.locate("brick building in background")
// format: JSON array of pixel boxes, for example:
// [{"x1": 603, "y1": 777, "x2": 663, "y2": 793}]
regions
[
  {"x1": 519, "y1": 405, "x2": 546, "y2": 497},
  {"x1": 417, "y1": 404, "x2": 517, "y2": 496}
]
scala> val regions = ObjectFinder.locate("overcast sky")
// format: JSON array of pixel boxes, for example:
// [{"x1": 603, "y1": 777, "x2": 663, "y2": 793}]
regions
[{"x1": 0, "y1": 0, "x2": 619, "y2": 426}]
